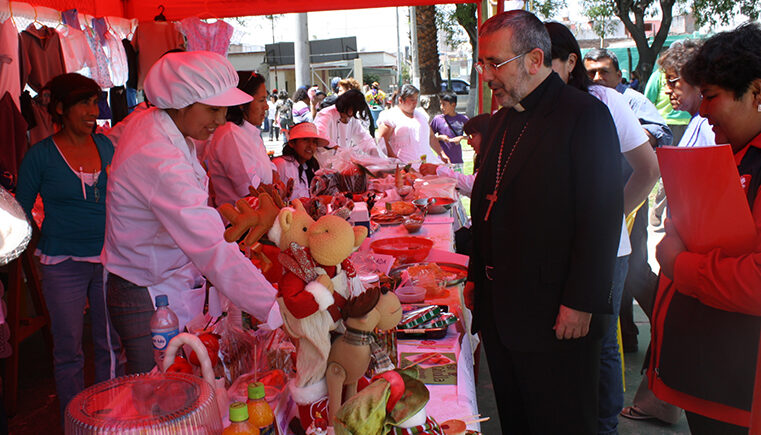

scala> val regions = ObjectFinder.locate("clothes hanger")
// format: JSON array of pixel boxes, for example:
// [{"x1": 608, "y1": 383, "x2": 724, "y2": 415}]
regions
[
  {"x1": 31, "y1": 5, "x2": 43, "y2": 29},
  {"x1": 154, "y1": 5, "x2": 167, "y2": 22},
  {"x1": 7, "y1": 1, "x2": 17, "y2": 28}
]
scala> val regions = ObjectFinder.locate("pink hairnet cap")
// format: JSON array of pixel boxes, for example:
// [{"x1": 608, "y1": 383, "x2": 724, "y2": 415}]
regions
[{"x1": 144, "y1": 51, "x2": 253, "y2": 109}]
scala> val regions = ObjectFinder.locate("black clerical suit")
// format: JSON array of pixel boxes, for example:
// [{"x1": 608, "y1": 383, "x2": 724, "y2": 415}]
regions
[{"x1": 468, "y1": 73, "x2": 623, "y2": 434}]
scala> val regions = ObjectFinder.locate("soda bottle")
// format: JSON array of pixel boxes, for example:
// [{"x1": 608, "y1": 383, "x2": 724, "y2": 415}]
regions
[
  {"x1": 150, "y1": 294, "x2": 179, "y2": 369},
  {"x1": 247, "y1": 382, "x2": 276, "y2": 435},
  {"x1": 222, "y1": 402, "x2": 259, "y2": 435}
]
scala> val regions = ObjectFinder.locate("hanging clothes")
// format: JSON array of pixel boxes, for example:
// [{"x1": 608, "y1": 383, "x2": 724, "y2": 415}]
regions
[
  {"x1": 0, "y1": 18, "x2": 21, "y2": 110},
  {"x1": 58, "y1": 24, "x2": 97, "y2": 73},
  {"x1": 122, "y1": 38, "x2": 138, "y2": 90},
  {"x1": 84, "y1": 26, "x2": 113, "y2": 88},
  {"x1": 109, "y1": 86, "x2": 129, "y2": 125},
  {"x1": 132, "y1": 21, "x2": 185, "y2": 90},
  {"x1": 28, "y1": 91, "x2": 56, "y2": 145},
  {"x1": 104, "y1": 32, "x2": 128, "y2": 87},
  {"x1": 0, "y1": 92, "x2": 29, "y2": 180},
  {"x1": 61, "y1": 9, "x2": 80, "y2": 29},
  {"x1": 179, "y1": 17, "x2": 233, "y2": 56},
  {"x1": 20, "y1": 24, "x2": 66, "y2": 92}
]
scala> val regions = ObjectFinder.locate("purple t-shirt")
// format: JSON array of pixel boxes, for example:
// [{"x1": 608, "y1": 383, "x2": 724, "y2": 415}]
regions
[{"x1": 430, "y1": 113, "x2": 468, "y2": 163}]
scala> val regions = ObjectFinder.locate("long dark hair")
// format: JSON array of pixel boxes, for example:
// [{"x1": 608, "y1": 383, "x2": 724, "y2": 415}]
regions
[
  {"x1": 335, "y1": 89, "x2": 376, "y2": 136},
  {"x1": 282, "y1": 131, "x2": 320, "y2": 184},
  {"x1": 545, "y1": 22, "x2": 592, "y2": 92},
  {"x1": 227, "y1": 72, "x2": 266, "y2": 126}
]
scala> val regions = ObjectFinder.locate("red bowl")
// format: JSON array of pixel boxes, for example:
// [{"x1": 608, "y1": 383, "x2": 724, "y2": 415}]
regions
[{"x1": 370, "y1": 236, "x2": 434, "y2": 264}]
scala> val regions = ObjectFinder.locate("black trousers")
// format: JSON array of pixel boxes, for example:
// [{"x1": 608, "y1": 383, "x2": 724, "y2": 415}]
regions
[
  {"x1": 479, "y1": 295, "x2": 602, "y2": 434},
  {"x1": 685, "y1": 411, "x2": 748, "y2": 435}
]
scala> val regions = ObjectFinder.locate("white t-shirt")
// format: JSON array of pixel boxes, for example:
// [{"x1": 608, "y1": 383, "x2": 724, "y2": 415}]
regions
[
  {"x1": 678, "y1": 114, "x2": 715, "y2": 148},
  {"x1": 378, "y1": 107, "x2": 442, "y2": 163},
  {"x1": 272, "y1": 155, "x2": 312, "y2": 200},
  {"x1": 590, "y1": 85, "x2": 650, "y2": 257}
]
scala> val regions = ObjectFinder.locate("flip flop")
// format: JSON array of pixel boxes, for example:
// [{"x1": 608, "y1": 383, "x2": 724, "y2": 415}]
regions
[{"x1": 620, "y1": 406, "x2": 656, "y2": 421}]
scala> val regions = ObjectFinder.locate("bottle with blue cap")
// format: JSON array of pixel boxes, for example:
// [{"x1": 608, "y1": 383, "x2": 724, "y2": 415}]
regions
[{"x1": 151, "y1": 294, "x2": 179, "y2": 369}]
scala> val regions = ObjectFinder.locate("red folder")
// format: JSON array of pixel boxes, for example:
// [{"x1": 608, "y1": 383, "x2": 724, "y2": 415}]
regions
[{"x1": 656, "y1": 145, "x2": 757, "y2": 256}]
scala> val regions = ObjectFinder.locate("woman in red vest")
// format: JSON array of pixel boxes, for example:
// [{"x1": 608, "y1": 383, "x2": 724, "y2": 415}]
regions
[{"x1": 652, "y1": 22, "x2": 761, "y2": 435}]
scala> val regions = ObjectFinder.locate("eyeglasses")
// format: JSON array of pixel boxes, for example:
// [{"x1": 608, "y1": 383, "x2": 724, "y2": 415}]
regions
[
  {"x1": 665, "y1": 76, "x2": 680, "y2": 88},
  {"x1": 474, "y1": 52, "x2": 526, "y2": 74}
]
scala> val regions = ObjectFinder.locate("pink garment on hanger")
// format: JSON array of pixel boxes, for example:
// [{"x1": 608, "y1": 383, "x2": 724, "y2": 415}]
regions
[
  {"x1": 58, "y1": 25, "x2": 97, "y2": 73},
  {"x1": 132, "y1": 21, "x2": 185, "y2": 90},
  {"x1": 0, "y1": 19, "x2": 21, "y2": 110},
  {"x1": 180, "y1": 17, "x2": 233, "y2": 56}
]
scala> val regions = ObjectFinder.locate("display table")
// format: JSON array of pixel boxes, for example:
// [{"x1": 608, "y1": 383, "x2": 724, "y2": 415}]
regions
[{"x1": 359, "y1": 204, "x2": 481, "y2": 432}]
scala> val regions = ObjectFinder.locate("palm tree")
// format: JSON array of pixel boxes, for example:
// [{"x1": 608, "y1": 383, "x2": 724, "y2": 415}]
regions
[{"x1": 415, "y1": 5, "x2": 441, "y2": 116}]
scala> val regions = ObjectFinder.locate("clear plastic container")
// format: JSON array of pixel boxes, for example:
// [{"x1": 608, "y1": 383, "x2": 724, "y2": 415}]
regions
[
  {"x1": 151, "y1": 294, "x2": 179, "y2": 369},
  {"x1": 64, "y1": 372, "x2": 222, "y2": 434}
]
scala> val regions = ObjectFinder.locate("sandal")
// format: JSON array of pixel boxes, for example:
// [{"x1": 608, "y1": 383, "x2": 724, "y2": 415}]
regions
[{"x1": 620, "y1": 406, "x2": 656, "y2": 421}]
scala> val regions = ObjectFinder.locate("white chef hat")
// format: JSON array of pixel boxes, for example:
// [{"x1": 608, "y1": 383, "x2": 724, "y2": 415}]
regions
[{"x1": 144, "y1": 51, "x2": 253, "y2": 109}]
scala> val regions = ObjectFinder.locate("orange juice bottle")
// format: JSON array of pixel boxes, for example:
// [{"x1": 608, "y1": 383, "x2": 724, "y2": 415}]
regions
[
  {"x1": 247, "y1": 382, "x2": 276, "y2": 435},
  {"x1": 222, "y1": 402, "x2": 259, "y2": 435}
]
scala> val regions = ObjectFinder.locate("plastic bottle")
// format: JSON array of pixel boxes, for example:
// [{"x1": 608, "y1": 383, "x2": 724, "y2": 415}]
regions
[
  {"x1": 223, "y1": 402, "x2": 259, "y2": 434},
  {"x1": 150, "y1": 294, "x2": 179, "y2": 369},
  {"x1": 247, "y1": 382, "x2": 276, "y2": 435}
]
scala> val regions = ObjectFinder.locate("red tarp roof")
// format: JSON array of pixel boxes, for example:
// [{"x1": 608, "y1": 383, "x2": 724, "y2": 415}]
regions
[{"x1": 24, "y1": 0, "x2": 473, "y2": 21}]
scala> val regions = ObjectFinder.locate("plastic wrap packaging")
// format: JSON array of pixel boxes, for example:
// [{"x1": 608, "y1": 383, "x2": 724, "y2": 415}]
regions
[
  {"x1": 310, "y1": 166, "x2": 367, "y2": 196},
  {"x1": 211, "y1": 311, "x2": 257, "y2": 387},
  {"x1": 413, "y1": 176, "x2": 457, "y2": 201},
  {"x1": 0, "y1": 188, "x2": 31, "y2": 266}
]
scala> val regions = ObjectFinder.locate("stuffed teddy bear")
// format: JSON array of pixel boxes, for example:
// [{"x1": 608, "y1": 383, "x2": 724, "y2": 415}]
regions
[
  {"x1": 326, "y1": 287, "x2": 403, "y2": 423},
  {"x1": 267, "y1": 200, "x2": 368, "y2": 429}
]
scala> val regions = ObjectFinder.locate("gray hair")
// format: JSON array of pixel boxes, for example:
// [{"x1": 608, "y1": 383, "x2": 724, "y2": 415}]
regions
[
  {"x1": 399, "y1": 84, "x2": 419, "y2": 102},
  {"x1": 659, "y1": 39, "x2": 703, "y2": 79},
  {"x1": 480, "y1": 10, "x2": 552, "y2": 67},
  {"x1": 584, "y1": 48, "x2": 620, "y2": 71}
]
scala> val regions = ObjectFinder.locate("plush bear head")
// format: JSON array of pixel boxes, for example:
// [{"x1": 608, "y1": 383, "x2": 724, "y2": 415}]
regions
[
  {"x1": 268, "y1": 199, "x2": 315, "y2": 250},
  {"x1": 307, "y1": 215, "x2": 368, "y2": 267}
]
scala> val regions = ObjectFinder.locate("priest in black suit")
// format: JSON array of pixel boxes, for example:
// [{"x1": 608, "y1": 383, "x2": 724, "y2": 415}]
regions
[{"x1": 465, "y1": 10, "x2": 623, "y2": 434}]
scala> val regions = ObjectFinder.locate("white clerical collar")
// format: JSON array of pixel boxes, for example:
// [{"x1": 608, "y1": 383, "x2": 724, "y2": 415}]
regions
[{"x1": 513, "y1": 103, "x2": 526, "y2": 112}]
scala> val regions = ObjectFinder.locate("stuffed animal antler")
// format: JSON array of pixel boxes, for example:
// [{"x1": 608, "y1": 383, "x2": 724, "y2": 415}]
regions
[{"x1": 218, "y1": 192, "x2": 279, "y2": 248}]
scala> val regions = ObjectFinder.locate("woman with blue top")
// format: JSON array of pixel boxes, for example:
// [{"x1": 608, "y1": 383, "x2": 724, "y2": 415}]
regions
[{"x1": 16, "y1": 73, "x2": 123, "y2": 418}]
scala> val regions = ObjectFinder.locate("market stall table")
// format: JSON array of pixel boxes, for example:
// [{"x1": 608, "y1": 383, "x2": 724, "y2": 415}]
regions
[{"x1": 360, "y1": 200, "x2": 481, "y2": 432}]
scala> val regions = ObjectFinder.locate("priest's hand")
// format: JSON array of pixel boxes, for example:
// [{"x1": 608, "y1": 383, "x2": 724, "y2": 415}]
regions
[
  {"x1": 553, "y1": 305, "x2": 592, "y2": 339},
  {"x1": 463, "y1": 281, "x2": 475, "y2": 311},
  {"x1": 655, "y1": 219, "x2": 685, "y2": 280}
]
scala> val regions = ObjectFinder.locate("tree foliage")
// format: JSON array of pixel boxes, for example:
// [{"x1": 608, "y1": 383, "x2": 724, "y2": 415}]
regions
[
  {"x1": 691, "y1": 0, "x2": 760, "y2": 26},
  {"x1": 582, "y1": 0, "x2": 618, "y2": 44}
]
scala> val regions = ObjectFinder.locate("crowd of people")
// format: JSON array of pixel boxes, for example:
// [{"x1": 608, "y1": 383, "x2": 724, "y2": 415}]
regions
[{"x1": 9, "y1": 8, "x2": 761, "y2": 434}]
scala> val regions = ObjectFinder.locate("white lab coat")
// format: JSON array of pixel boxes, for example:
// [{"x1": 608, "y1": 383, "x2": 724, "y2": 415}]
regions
[
  {"x1": 206, "y1": 120, "x2": 276, "y2": 206},
  {"x1": 313, "y1": 105, "x2": 380, "y2": 167},
  {"x1": 101, "y1": 108, "x2": 278, "y2": 329}
]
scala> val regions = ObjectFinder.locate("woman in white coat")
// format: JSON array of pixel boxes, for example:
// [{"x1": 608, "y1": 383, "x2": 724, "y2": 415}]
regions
[
  {"x1": 206, "y1": 72, "x2": 278, "y2": 206},
  {"x1": 101, "y1": 51, "x2": 279, "y2": 374},
  {"x1": 313, "y1": 89, "x2": 381, "y2": 167}
]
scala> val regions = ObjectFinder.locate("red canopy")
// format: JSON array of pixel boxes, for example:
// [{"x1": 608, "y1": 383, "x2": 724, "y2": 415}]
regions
[{"x1": 24, "y1": 0, "x2": 472, "y2": 21}]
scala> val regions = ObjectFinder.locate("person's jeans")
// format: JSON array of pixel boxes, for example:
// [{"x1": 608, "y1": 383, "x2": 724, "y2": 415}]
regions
[
  {"x1": 598, "y1": 255, "x2": 630, "y2": 434},
  {"x1": 106, "y1": 274, "x2": 156, "y2": 374},
  {"x1": 40, "y1": 260, "x2": 123, "y2": 418}
]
